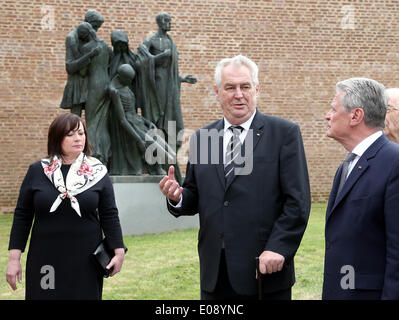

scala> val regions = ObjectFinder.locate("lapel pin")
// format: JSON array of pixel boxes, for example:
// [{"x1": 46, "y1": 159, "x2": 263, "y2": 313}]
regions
[{"x1": 358, "y1": 165, "x2": 362, "y2": 169}]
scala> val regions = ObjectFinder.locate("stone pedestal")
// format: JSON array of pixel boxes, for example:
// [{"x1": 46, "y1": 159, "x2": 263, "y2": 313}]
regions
[{"x1": 110, "y1": 175, "x2": 198, "y2": 236}]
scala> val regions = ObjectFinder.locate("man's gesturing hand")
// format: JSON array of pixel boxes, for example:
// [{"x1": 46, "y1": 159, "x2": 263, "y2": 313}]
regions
[{"x1": 159, "y1": 166, "x2": 183, "y2": 203}]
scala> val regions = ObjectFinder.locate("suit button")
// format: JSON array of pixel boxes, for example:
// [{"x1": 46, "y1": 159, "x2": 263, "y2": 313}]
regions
[
  {"x1": 224, "y1": 201, "x2": 229, "y2": 207},
  {"x1": 219, "y1": 232, "x2": 224, "y2": 239}
]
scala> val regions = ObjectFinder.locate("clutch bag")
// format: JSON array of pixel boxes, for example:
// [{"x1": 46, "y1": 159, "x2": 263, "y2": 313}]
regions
[{"x1": 92, "y1": 238, "x2": 128, "y2": 278}]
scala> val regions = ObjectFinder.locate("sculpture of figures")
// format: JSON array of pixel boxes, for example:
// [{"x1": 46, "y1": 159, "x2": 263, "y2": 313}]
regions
[
  {"x1": 108, "y1": 64, "x2": 174, "y2": 175},
  {"x1": 60, "y1": 10, "x2": 111, "y2": 166},
  {"x1": 138, "y1": 12, "x2": 197, "y2": 182},
  {"x1": 59, "y1": 11, "x2": 197, "y2": 176},
  {"x1": 60, "y1": 10, "x2": 105, "y2": 117}
]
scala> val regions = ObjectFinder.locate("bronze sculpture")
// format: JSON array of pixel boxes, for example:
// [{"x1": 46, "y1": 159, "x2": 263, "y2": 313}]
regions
[
  {"x1": 60, "y1": 10, "x2": 105, "y2": 117},
  {"x1": 139, "y1": 12, "x2": 197, "y2": 181},
  {"x1": 108, "y1": 64, "x2": 175, "y2": 175},
  {"x1": 60, "y1": 12, "x2": 195, "y2": 176}
]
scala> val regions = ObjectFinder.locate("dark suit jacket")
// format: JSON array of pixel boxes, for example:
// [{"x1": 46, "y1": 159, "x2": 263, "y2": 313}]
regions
[
  {"x1": 167, "y1": 110, "x2": 311, "y2": 295},
  {"x1": 323, "y1": 134, "x2": 399, "y2": 300}
]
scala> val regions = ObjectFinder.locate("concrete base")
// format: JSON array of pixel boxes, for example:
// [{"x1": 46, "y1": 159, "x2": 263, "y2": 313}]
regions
[{"x1": 110, "y1": 175, "x2": 198, "y2": 236}]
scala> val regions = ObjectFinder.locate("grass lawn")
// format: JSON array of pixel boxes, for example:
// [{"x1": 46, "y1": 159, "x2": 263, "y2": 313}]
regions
[{"x1": 0, "y1": 203, "x2": 326, "y2": 300}]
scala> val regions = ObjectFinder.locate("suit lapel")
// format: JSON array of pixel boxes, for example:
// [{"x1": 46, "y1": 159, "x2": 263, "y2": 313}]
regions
[
  {"x1": 225, "y1": 111, "x2": 265, "y2": 191},
  {"x1": 326, "y1": 135, "x2": 389, "y2": 222},
  {"x1": 213, "y1": 119, "x2": 225, "y2": 190},
  {"x1": 327, "y1": 159, "x2": 369, "y2": 221},
  {"x1": 326, "y1": 165, "x2": 342, "y2": 218}
]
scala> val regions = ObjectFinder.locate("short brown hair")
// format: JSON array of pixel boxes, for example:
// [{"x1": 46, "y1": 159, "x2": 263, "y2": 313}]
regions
[{"x1": 47, "y1": 113, "x2": 90, "y2": 157}]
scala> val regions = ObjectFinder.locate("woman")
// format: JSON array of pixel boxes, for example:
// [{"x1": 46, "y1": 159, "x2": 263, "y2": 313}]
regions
[{"x1": 6, "y1": 113, "x2": 125, "y2": 300}]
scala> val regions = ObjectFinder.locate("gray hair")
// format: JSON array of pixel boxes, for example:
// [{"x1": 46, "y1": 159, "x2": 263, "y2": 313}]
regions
[
  {"x1": 214, "y1": 55, "x2": 259, "y2": 89},
  {"x1": 385, "y1": 88, "x2": 399, "y2": 108},
  {"x1": 336, "y1": 77, "x2": 387, "y2": 129}
]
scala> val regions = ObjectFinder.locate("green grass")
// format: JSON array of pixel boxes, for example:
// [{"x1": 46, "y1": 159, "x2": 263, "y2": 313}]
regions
[
  {"x1": 0, "y1": 203, "x2": 326, "y2": 300},
  {"x1": 293, "y1": 202, "x2": 326, "y2": 300},
  {"x1": 0, "y1": 214, "x2": 26, "y2": 300}
]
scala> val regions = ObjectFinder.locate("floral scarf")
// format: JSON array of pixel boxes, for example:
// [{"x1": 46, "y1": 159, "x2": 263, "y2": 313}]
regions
[{"x1": 41, "y1": 152, "x2": 107, "y2": 217}]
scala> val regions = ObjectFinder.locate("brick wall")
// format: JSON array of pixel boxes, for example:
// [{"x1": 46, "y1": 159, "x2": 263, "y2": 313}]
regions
[{"x1": 1, "y1": 0, "x2": 398, "y2": 213}]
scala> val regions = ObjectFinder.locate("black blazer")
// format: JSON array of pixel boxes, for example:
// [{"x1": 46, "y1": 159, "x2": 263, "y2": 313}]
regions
[
  {"x1": 167, "y1": 110, "x2": 311, "y2": 295},
  {"x1": 323, "y1": 135, "x2": 399, "y2": 300}
]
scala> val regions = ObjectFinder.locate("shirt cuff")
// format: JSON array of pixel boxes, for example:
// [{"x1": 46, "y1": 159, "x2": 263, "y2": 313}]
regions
[{"x1": 168, "y1": 195, "x2": 183, "y2": 208}]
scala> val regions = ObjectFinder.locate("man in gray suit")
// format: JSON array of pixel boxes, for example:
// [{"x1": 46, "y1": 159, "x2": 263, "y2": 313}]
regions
[{"x1": 159, "y1": 55, "x2": 311, "y2": 300}]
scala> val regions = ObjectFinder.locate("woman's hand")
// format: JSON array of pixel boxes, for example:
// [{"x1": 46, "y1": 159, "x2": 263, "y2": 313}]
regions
[
  {"x1": 106, "y1": 248, "x2": 125, "y2": 277},
  {"x1": 6, "y1": 249, "x2": 22, "y2": 290}
]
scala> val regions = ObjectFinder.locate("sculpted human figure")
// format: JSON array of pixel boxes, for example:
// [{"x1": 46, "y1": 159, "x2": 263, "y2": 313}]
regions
[
  {"x1": 108, "y1": 64, "x2": 175, "y2": 175},
  {"x1": 109, "y1": 30, "x2": 140, "y2": 80},
  {"x1": 108, "y1": 32, "x2": 143, "y2": 174},
  {"x1": 60, "y1": 10, "x2": 105, "y2": 116},
  {"x1": 60, "y1": 10, "x2": 111, "y2": 166},
  {"x1": 81, "y1": 22, "x2": 112, "y2": 166},
  {"x1": 109, "y1": 30, "x2": 146, "y2": 116},
  {"x1": 139, "y1": 12, "x2": 197, "y2": 181}
]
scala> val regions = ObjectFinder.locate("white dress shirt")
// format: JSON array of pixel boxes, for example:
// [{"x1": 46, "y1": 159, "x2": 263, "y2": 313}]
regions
[
  {"x1": 223, "y1": 110, "x2": 256, "y2": 164},
  {"x1": 170, "y1": 110, "x2": 257, "y2": 208},
  {"x1": 346, "y1": 130, "x2": 383, "y2": 178}
]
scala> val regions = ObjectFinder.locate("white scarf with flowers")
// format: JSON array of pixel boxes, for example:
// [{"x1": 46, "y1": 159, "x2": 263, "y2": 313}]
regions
[{"x1": 41, "y1": 152, "x2": 107, "y2": 217}]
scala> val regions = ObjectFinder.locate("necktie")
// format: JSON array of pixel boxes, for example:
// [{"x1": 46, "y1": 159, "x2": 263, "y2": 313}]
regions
[
  {"x1": 224, "y1": 125, "x2": 244, "y2": 180},
  {"x1": 336, "y1": 152, "x2": 357, "y2": 196}
]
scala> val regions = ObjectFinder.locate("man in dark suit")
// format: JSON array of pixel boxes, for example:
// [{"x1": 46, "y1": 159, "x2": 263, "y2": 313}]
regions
[
  {"x1": 159, "y1": 55, "x2": 311, "y2": 300},
  {"x1": 323, "y1": 78, "x2": 399, "y2": 300}
]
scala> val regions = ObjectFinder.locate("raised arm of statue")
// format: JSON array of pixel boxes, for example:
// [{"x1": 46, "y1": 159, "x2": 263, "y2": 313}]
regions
[
  {"x1": 180, "y1": 74, "x2": 197, "y2": 84},
  {"x1": 65, "y1": 33, "x2": 79, "y2": 62},
  {"x1": 65, "y1": 23, "x2": 100, "y2": 75},
  {"x1": 139, "y1": 43, "x2": 171, "y2": 64},
  {"x1": 65, "y1": 47, "x2": 99, "y2": 75}
]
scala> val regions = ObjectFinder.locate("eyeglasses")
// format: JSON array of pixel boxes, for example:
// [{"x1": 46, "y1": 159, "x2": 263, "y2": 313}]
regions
[{"x1": 387, "y1": 105, "x2": 399, "y2": 112}]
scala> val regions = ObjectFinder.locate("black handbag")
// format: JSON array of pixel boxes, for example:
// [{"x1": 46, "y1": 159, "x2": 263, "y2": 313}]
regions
[{"x1": 92, "y1": 238, "x2": 128, "y2": 278}]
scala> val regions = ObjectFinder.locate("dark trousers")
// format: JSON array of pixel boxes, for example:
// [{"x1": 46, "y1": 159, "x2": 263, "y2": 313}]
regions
[{"x1": 201, "y1": 250, "x2": 292, "y2": 300}]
